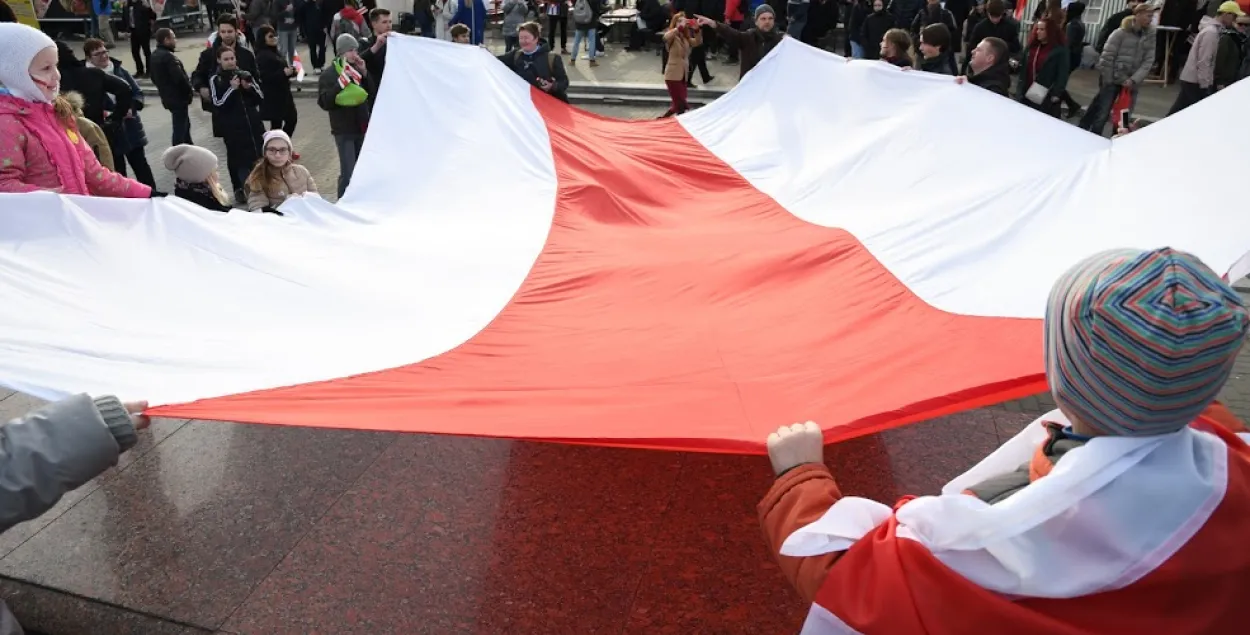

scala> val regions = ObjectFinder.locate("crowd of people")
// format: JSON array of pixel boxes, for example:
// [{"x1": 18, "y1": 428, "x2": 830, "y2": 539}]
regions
[{"x1": 2, "y1": 0, "x2": 1249, "y2": 208}]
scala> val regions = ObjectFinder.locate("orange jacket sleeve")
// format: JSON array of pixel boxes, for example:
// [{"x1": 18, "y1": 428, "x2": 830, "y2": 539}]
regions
[
  {"x1": 1200, "y1": 400, "x2": 1247, "y2": 433},
  {"x1": 757, "y1": 463, "x2": 845, "y2": 604}
]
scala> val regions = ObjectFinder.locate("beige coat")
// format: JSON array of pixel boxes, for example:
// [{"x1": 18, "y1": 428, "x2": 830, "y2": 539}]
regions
[
  {"x1": 246, "y1": 163, "x2": 317, "y2": 211},
  {"x1": 663, "y1": 29, "x2": 701, "y2": 82}
]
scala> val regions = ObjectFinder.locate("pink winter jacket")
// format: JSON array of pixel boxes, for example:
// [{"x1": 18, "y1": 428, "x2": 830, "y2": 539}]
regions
[{"x1": 0, "y1": 93, "x2": 150, "y2": 197}]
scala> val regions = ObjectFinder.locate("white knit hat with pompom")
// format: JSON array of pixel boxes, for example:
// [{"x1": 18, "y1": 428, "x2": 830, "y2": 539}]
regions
[{"x1": 0, "y1": 23, "x2": 57, "y2": 103}]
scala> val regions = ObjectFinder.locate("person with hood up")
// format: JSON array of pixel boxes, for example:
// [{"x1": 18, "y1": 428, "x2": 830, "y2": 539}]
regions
[
  {"x1": 245, "y1": 130, "x2": 315, "y2": 213},
  {"x1": 759, "y1": 247, "x2": 1250, "y2": 632},
  {"x1": 497, "y1": 21, "x2": 570, "y2": 102},
  {"x1": 64, "y1": 90, "x2": 113, "y2": 170},
  {"x1": 318, "y1": 33, "x2": 375, "y2": 198},
  {"x1": 1079, "y1": 3, "x2": 1155, "y2": 135},
  {"x1": 697, "y1": 4, "x2": 783, "y2": 79},
  {"x1": 163, "y1": 144, "x2": 233, "y2": 212},
  {"x1": 957, "y1": 34, "x2": 1011, "y2": 95},
  {"x1": 83, "y1": 37, "x2": 155, "y2": 188},
  {"x1": 917, "y1": 22, "x2": 957, "y2": 73},
  {"x1": 860, "y1": 0, "x2": 895, "y2": 60},
  {"x1": 0, "y1": 24, "x2": 153, "y2": 197}
]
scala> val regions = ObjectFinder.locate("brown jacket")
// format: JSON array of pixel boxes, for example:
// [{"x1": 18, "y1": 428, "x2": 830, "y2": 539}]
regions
[
  {"x1": 663, "y1": 29, "x2": 701, "y2": 81},
  {"x1": 246, "y1": 163, "x2": 317, "y2": 211},
  {"x1": 76, "y1": 116, "x2": 113, "y2": 172}
]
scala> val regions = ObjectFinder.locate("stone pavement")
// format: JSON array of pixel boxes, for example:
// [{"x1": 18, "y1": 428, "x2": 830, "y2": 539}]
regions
[{"x1": 0, "y1": 34, "x2": 1236, "y2": 635}]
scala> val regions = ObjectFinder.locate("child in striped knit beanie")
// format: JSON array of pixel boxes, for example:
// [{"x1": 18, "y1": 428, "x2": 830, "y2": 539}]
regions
[{"x1": 756, "y1": 247, "x2": 1250, "y2": 633}]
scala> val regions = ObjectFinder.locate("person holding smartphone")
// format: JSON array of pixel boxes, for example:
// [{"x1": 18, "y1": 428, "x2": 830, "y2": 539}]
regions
[
  {"x1": 497, "y1": 21, "x2": 570, "y2": 102},
  {"x1": 210, "y1": 46, "x2": 266, "y2": 201}
]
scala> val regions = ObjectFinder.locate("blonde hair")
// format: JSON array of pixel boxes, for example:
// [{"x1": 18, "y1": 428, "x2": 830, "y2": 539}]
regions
[{"x1": 53, "y1": 94, "x2": 77, "y2": 129}]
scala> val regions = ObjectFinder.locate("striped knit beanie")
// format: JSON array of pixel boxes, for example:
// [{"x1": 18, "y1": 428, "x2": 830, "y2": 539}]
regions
[{"x1": 1044, "y1": 247, "x2": 1248, "y2": 437}]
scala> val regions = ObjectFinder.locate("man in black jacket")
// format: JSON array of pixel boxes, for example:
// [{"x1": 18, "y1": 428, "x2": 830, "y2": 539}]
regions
[
  {"x1": 210, "y1": 46, "x2": 266, "y2": 199},
  {"x1": 961, "y1": 35, "x2": 1011, "y2": 96},
  {"x1": 963, "y1": 0, "x2": 1020, "y2": 73},
  {"x1": 148, "y1": 28, "x2": 195, "y2": 145},
  {"x1": 193, "y1": 13, "x2": 259, "y2": 138},
  {"x1": 360, "y1": 7, "x2": 392, "y2": 102}
]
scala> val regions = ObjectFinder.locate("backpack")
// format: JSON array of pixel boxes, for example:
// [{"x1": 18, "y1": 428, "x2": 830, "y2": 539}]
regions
[{"x1": 572, "y1": 0, "x2": 592, "y2": 24}]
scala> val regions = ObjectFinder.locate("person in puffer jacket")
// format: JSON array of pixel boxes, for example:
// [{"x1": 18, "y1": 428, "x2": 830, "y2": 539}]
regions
[
  {"x1": 0, "y1": 394, "x2": 150, "y2": 633},
  {"x1": 1078, "y1": 3, "x2": 1155, "y2": 135},
  {"x1": 0, "y1": 23, "x2": 153, "y2": 197}
]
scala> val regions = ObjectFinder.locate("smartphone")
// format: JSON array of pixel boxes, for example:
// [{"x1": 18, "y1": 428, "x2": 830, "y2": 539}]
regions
[{"x1": 1119, "y1": 110, "x2": 1131, "y2": 131}]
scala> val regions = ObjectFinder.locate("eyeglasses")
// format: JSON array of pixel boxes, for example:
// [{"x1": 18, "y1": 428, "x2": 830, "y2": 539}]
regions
[{"x1": 266, "y1": 147, "x2": 291, "y2": 155}]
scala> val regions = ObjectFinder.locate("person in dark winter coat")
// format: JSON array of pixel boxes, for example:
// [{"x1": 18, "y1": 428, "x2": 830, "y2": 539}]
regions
[
  {"x1": 360, "y1": 7, "x2": 393, "y2": 104},
  {"x1": 846, "y1": 0, "x2": 871, "y2": 57},
  {"x1": 498, "y1": 21, "x2": 571, "y2": 101},
  {"x1": 55, "y1": 40, "x2": 133, "y2": 143},
  {"x1": 193, "y1": 13, "x2": 260, "y2": 138},
  {"x1": 889, "y1": 0, "x2": 925, "y2": 32},
  {"x1": 319, "y1": 33, "x2": 375, "y2": 198},
  {"x1": 700, "y1": 4, "x2": 783, "y2": 79},
  {"x1": 1016, "y1": 16, "x2": 1069, "y2": 117},
  {"x1": 125, "y1": 0, "x2": 156, "y2": 76},
  {"x1": 164, "y1": 144, "x2": 234, "y2": 211},
  {"x1": 148, "y1": 28, "x2": 195, "y2": 145},
  {"x1": 1057, "y1": 1, "x2": 1087, "y2": 117},
  {"x1": 861, "y1": 0, "x2": 895, "y2": 60},
  {"x1": 83, "y1": 38, "x2": 155, "y2": 187},
  {"x1": 961, "y1": 34, "x2": 1011, "y2": 95},
  {"x1": 255, "y1": 26, "x2": 298, "y2": 137},
  {"x1": 966, "y1": 0, "x2": 1020, "y2": 72},
  {"x1": 911, "y1": 0, "x2": 959, "y2": 54},
  {"x1": 301, "y1": 0, "x2": 326, "y2": 70},
  {"x1": 210, "y1": 46, "x2": 266, "y2": 198},
  {"x1": 917, "y1": 22, "x2": 958, "y2": 73}
]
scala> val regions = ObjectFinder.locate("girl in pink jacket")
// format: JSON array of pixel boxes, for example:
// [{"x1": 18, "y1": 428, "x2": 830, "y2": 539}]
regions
[{"x1": 0, "y1": 24, "x2": 153, "y2": 198}]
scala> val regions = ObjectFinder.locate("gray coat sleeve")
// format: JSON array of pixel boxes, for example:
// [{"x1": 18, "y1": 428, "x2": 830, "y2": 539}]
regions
[{"x1": 0, "y1": 394, "x2": 135, "y2": 533}]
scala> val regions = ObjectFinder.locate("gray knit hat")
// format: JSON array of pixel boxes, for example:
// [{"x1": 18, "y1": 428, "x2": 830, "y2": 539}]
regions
[
  {"x1": 755, "y1": 4, "x2": 775, "y2": 18},
  {"x1": 162, "y1": 144, "x2": 218, "y2": 183},
  {"x1": 336, "y1": 33, "x2": 360, "y2": 56}
]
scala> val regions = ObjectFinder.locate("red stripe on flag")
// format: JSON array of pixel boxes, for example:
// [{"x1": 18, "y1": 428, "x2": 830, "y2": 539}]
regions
[{"x1": 149, "y1": 91, "x2": 1047, "y2": 452}]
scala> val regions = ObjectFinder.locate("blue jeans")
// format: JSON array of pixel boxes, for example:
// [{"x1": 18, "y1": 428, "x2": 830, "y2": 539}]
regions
[
  {"x1": 850, "y1": 41, "x2": 864, "y2": 59},
  {"x1": 169, "y1": 105, "x2": 193, "y2": 146},
  {"x1": 572, "y1": 28, "x2": 596, "y2": 60},
  {"x1": 334, "y1": 134, "x2": 365, "y2": 199},
  {"x1": 416, "y1": 11, "x2": 435, "y2": 37},
  {"x1": 787, "y1": 2, "x2": 808, "y2": 38}
]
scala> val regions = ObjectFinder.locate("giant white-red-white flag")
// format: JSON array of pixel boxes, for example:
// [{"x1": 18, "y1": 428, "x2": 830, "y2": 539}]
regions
[{"x1": 0, "y1": 38, "x2": 1247, "y2": 453}]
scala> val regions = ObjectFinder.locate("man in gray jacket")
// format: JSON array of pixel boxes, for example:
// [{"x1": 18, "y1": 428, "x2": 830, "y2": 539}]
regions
[
  {"x1": 1079, "y1": 3, "x2": 1156, "y2": 136},
  {"x1": 0, "y1": 393, "x2": 148, "y2": 633}
]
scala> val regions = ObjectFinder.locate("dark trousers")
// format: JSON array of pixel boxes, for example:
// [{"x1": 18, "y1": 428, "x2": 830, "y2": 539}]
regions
[
  {"x1": 687, "y1": 44, "x2": 711, "y2": 84},
  {"x1": 1167, "y1": 80, "x2": 1208, "y2": 116},
  {"x1": 114, "y1": 146, "x2": 156, "y2": 187},
  {"x1": 1079, "y1": 81, "x2": 1136, "y2": 136},
  {"x1": 726, "y1": 20, "x2": 742, "y2": 61},
  {"x1": 547, "y1": 14, "x2": 567, "y2": 50},
  {"x1": 416, "y1": 11, "x2": 435, "y2": 37},
  {"x1": 224, "y1": 134, "x2": 261, "y2": 193},
  {"x1": 169, "y1": 105, "x2": 193, "y2": 146},
  {"x1": 131, "y1": 32, "x2": 151, "y2": 75},
  {"x1": 306, "y1": 26, "x2": 327, "y2": 68},
  {"x1": 269, "y1": 95, "x2": 298, "y2": 137}
]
